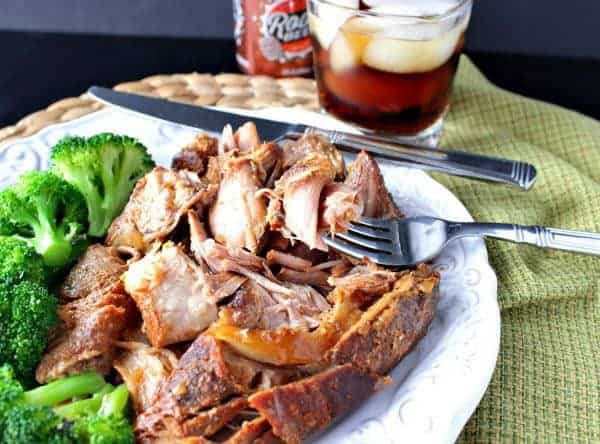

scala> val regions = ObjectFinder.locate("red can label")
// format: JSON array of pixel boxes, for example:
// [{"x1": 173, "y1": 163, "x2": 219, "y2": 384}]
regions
[{"x1": 234, "y1": 0, "x2": 312, "y2": 77}]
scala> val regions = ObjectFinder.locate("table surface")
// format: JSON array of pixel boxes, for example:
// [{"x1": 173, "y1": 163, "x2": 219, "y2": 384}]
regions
[{"x1": 1, "y1": 31, "x2": 600, "y2": 128}]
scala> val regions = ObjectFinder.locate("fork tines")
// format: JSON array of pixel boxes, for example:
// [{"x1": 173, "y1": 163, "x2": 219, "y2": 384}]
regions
[{"x1": 322, "y1": 218, "x2": 399, "y2": 266}]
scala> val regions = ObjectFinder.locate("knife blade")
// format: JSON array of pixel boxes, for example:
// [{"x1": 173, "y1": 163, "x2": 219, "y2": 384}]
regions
[{"x1": 88, "y1": 86, "x2": 537, "y2": 190}]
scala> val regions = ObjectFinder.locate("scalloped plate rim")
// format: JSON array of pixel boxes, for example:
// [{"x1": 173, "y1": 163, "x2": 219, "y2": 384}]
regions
[{"x1": 0, "y1": 106, "x2": 500, "y2": 444}]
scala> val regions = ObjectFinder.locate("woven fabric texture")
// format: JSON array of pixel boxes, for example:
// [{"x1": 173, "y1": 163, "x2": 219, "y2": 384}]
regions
[{"x1": 442, "y1": 57, "x2": 600, "y2": 443}]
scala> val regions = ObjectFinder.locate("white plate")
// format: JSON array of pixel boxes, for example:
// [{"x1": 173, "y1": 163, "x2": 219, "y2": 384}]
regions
[{"x1": 0, "y1": 107, "x2": 499, "y2": 444}]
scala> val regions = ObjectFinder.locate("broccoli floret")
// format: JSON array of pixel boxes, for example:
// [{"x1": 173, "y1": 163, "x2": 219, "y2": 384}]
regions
[
  {"x1": 0, "y1": 281, "x2": 58, "y2": 383},
  {"x1": 72, "y1": 385, "x2": 134, "y2": 444},
  {"x1": 0, "y1": 365, "x2": 24, "y2": 431},
  {"x1": 2, "y1": 405, "x2": 77, "y2": 443},
  {"x1": 51, "y1": 133, "x2": 155, "y2": 237},
  {"x1": 0, "y1": 236, "x2": 47, "y2": 285},
  {"x1": 0, "y1": 171, "x2": 88, "y2": 268},
  {"x1": 0, "y1": 366, "x2": 106, "y2": 441}
]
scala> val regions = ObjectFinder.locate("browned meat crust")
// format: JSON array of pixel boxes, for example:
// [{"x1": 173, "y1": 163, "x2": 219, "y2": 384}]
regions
[
  {"x1": 249, "y1": 364, "x2": 386, "y2": 444},
  {"x1": 225, "y1": 417, "x2": 272, "y2": 444},
  {"x1": 178, "y1": 397, "x2": 249, "y2": 438},
  {"x1": 136, "y1": 334, "x2": 300, "y2": 439},
  {"x1": 107, "y1": 167, "x2": 217, "y2": 251},
  {"x1": 252, "y1": 430, "x2": 284, "y2": 444},
  {"x1": 172, "y1": 133, "x2": 219, "y2": 174},
  {"x1": 218, "y1": 280, "x2": 330, "y2": 332},
  {"x1": 59, "y1": 244, "x2": 126, "y2": 301},
  {"x1": 45, "y1": 124, "x2": 444, "y2": 444},
  {"x1": 327, "y1": 263, "x2": 399, "y2": 307},
  {"x1": 280, "y1": 133, "x2": 345, "y2": 179},
  {"x1": 325, "y1": 264, "x2": 439, "y2": 375},
  {"x1": 113, "y1": 341, "x2": 179, "y2": 414},
  {"x1": 345, "y1": 151, "x2": 402, "y2": 219},
  {"x1": 36, "y1": 281, "x2": 135, "y2": 383}
]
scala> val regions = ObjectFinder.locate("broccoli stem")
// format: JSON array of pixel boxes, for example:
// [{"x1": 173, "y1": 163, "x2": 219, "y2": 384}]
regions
[
  {"x1": 35, "y1": 229, "x2": 73, "y2": 267},
  {"x1": 66, "y1": 173, "x2": 104, "y2": 238},
  {"x1": 98, "y1": 384, "x2": 129, "y2": 418},
  {"x1": 21, "y1": 372, "x2": 106, "y2": 407},
  {"x1": 27, "y1": 201, "x2": 73, "y2": 267},
  {"x1": 88, "y1": 209, "x2": 110, "y2": 238},
  {"x1": 54, "y1": 384, "x2": 114, "y2": 419}
]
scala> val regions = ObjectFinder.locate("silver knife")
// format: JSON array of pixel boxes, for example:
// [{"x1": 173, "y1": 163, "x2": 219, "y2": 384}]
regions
[{"x1": 88, "y1": 86, "x2": 537, "y2": 190}]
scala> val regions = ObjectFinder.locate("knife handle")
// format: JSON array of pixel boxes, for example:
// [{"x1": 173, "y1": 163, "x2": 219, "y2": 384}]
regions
[{"x1": 294, "y1": 128, "x2": 537, "y2": 191}]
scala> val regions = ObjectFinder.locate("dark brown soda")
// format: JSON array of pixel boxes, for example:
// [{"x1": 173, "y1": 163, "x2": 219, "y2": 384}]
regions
[{"x1": 312, "y1": 34, "x2": 464, "y2": 135}]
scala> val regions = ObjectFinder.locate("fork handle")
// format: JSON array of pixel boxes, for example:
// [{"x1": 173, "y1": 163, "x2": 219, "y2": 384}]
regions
[
  {"x1": 452, "y1": 223, "x2": 600, "y2": 255},
  {"x1": 300, "y1": 129, "x2": 537, "y2": 191}
]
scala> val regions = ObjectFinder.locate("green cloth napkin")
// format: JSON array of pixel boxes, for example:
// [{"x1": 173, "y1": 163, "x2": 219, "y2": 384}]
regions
[{"x1": 436, "y1": 56, "x2": 599, "y2": 443}]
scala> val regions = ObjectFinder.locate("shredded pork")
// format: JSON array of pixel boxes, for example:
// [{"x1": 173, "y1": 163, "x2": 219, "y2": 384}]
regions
[
  {"x1": 123, "y1": 242, "x2": 217, "y2": 348},
  {"x1": 39, "y1": 123, "x2": 442, "y2": 444}
]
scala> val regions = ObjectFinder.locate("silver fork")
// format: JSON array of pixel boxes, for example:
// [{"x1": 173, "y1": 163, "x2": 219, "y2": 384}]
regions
[{"x1": 323, "y1": 216, "x2": 600, "y2": 267}]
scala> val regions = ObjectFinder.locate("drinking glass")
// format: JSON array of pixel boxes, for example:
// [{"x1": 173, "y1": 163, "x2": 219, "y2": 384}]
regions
[{"x1": 308, "y1": 0, "x2": 473, "y2": 146}]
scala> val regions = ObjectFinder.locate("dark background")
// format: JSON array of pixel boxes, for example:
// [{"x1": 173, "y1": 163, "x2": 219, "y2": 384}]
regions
[
  {"x1": 1, "y1": 0, "x2": 599, "y2": 59},
  {"x1": 1, "y1": 1, "x2": 599, "y2": 128}
]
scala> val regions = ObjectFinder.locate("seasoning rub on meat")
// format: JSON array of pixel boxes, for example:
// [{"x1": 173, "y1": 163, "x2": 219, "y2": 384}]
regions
[{"x1": 37, "y1": 123, "x2": 441, "y2": 444}]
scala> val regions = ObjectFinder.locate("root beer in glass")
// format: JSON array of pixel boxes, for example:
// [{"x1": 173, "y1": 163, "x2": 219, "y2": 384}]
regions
[{"x1": 308, "y1": 0, "x2": 472, "y2": 145}]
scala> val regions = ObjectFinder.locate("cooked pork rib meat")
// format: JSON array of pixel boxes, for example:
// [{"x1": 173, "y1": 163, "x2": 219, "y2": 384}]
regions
[
  {"x1": 123, "y1": 242, "x2": 217, "y2": 348},
  {"x1": 222, "y1": 121, "x2": 261, "y2": 152},
  {"x1": 218, "y1": 279, "x2": 330, "y2": 332},
  {"x1": 36, "y1": 270, "x2": 135, "y2": 383},
  {"x1": 59, "y1": 244, "x2": 126, "y2": 301},
  {"x1": 267, "y1": 152, "x2": 337, "y2": 251},
  {"x1": 264, "y1": 134, "x2": 362, "y2": 252},
  {"x1": 250, "y1": 142, "x2": 282, "y2": 186},
  {"x1": 265, "y1": 250, "x2": 312, "y2": 271},
  {"x1": 319, "y1": 183, "x2": 364, "y2": 233},
  {"x1": 220, "y1": 121, "x2": 261, "y2": 154},
  {"x1": 208, "y1": 157, "x2": 267, "y2": 253},
  {"x1": 235, "y1": 122, "x2": 261, "y2": 151},
  {"x1": 179, "y1": 397, "x2": 250, "y2": 439},
  {"x1": 136, "y1": 272, "x2": 433, "y2": 443},
  {"x1": 208, "y1": 287, "x2": 350, "y2": 367},
  {"x1": 171, "y1": 133, "x2": 219, "y2": 174},
  {"x1": 267, "y1": 249, "x2": 331, "y2": 288},
  {"x1": 42, "y1": 124, "x2": 443, "y2": 444},
  {"x1": 325, "y1": 264, "x2": 439, "y2": 375},
  {"x1": 345, "y1": 151, "x2": 402, "y2": 219},
  {"x1": 204, "y1": 272, "x2": 248, "y2": 304},
  {"x1": 114, "y1": 341, "x2": 179, "y2": 413},
  {"x1": 249, "y1": 365, "x2": 386, "y2": 444},
  {"x1": 328, "y1": 263, "x2": 399, "y2": 305},
  {"x1": 136, "y1": 334, "x2": 300, "y2": 440},
  {"x1": 107, "y1": 167, "x2": 217, "y2": 251},
  {"x1": 189, "y1": 211, "x2": 292, "y2": 297},
  {"x1": 276, "y1": 267, "x2": 330, "y2": 289},
  {"x1": 280, "y1": 133, "x2": 344, "y2": 179},
  {"x1": 224, "y1": 417, "x2": 273, "y2": 444}
]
